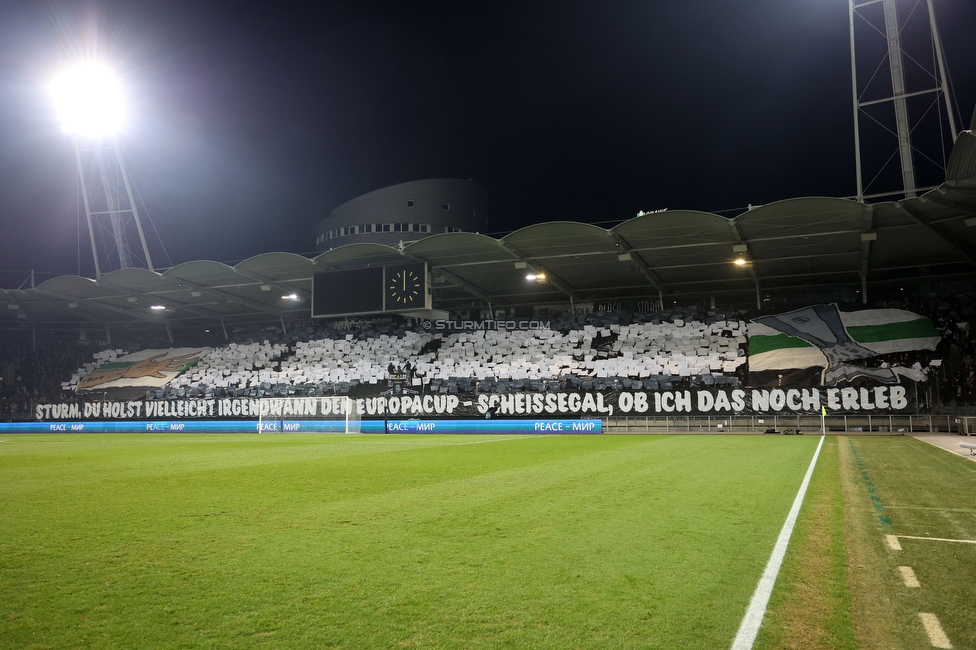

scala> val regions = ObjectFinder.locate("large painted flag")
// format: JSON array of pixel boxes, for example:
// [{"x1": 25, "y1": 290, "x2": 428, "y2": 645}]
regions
[
  {"x1": 77, "y1": 348, "x2": 210, "y2": 391},
  {"x1": 748, "y1": 306, "x2": 940, "y2": 372}
]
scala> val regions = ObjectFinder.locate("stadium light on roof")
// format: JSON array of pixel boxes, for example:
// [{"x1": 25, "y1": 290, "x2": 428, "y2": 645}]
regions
[{"x1": 50, "y1": 62, "x2": 125, "y2": 138}]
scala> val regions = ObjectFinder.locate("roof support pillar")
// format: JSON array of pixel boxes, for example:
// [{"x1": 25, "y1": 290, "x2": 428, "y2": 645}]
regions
[
  {"x1": 729, "y1": 219, "x2": 762, "y2": 309},
  {"x1": 165, "y1": 322, "x2": 174, "y2": 344},
  {"x1": 499, "y1": 242, "x2": 576, "y2": 302},
  {"x1": 860, "y1": 205, "x2": 875, "y2": 305},
  {"x1": 728, "y1": 219, "x2": 763, "y2": 302},
  {"x1": 922, "y1": 194, "x2": 976, "y2": 215},
  {"x1": 234, "y1": 267, "x2": 310, "y2": 301},
  {"x1": 162, "y1": 276, "x2": 288, "y2": 318},
  {"x1": 35, "y1": 287, "x2": 164, "y2": 325},
  {"x1": 611, "y1": 232, "x2": 667, "y2": 298},
  {"x1": 435, "y1": 268, "x2": 493, "y2": 304},
  {"x1": 105, "y1": 324, "x2": 112, "y2": 348},
  {"x1": 900, "y1": 202, "x2": 976, "y2": 263},
  {"x1": 400, "y1": 249, "x2": 495, "y2": 304},
  {"x1": 112, "y1": 286, "x2": 228, "y2": 322}
]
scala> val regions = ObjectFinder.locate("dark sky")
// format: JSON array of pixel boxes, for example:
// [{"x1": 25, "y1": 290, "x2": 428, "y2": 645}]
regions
[{"x1": 1, "y1": 0, "x2": 974, "y2": 286}]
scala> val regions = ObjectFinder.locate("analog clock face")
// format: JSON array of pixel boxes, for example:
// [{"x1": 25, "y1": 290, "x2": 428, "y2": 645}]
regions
[{"x1": 388, "y1": 268, "x2": 423, "y2": 306}]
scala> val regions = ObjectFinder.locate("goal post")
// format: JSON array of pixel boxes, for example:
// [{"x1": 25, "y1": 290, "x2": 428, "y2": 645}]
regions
[
  {"x1": 256, "y1": 396, "x2": 361, "y2": 434},
  {"x1": 345, "y1": 397, "x2": 362, "y2": 434}
]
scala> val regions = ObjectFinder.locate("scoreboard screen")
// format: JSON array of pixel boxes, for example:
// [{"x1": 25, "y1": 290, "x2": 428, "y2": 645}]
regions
[
  {"x1": 312, "y1": 263, "x2": 429, "y2": 317},
  {"x1": 312, "y1": 267, "x2": 383, "y2": 317}
]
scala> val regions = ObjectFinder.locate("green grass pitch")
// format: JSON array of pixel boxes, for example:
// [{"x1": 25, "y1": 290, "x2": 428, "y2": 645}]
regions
[{"x1": 0, "y1": 434, "x2": 822, "y2": 648}]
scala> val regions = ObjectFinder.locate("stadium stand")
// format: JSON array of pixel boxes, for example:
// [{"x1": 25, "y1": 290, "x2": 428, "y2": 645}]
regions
[
  {"x1": 9, "y1": 291, "x2": 976, "y2": 420},
  {"x1": 49, "y1": 308, "x2": 748, "y2": 401},
  {"x1": 0, "y1": 341, "x2": 92, "y2": 419}
]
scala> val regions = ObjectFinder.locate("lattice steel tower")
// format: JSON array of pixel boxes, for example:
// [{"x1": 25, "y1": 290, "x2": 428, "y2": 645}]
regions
[
  {"x1": 52, "y1": 62, "x2": 156, "y2": 278},
  {"x1": 848, "y1": 0, "x2": 960, "y2": 202},
  {"x1": 74, "y1": 137, "x2": 155, "y2": 278}
]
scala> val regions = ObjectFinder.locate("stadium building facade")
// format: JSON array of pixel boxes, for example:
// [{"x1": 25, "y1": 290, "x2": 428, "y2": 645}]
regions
[{"x1": 315, "y1": 179, "x2": 488, "y2": 250}]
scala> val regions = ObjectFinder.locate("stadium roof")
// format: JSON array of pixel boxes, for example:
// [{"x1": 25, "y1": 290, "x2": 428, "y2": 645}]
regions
[{"x1": 4, "y1": 130, "x2": 976, "y2": 331}]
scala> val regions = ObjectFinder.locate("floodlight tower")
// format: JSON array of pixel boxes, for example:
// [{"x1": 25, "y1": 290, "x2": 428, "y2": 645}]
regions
[
  {"x1": 51, "y1": 62, "x2": 154, "y2": 278},
  {"x1": 848, "y1": 0, "x2": 959, "y2": 202}
]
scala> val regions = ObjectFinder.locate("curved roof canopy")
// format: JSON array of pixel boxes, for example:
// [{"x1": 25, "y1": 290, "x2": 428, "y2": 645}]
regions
[{"x1": 4, "y1": 134, "x2": 976, "y2": 330}]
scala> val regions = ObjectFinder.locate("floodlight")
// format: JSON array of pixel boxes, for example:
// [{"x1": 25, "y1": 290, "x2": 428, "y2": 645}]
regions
[
  {"x1": 53, "y1": 61, "x2": 155, "y2": 279},
  {"x1": 50, "y1": 62, "x2": 125, "y2": 137},
  {"x1": 150, "y1": 305, "x2": 166, "y2": 310},
  {"x1": 282, "y1": 293, "x2": 299, "y2": 301},
  {"x1": 734, "y1": 258, "x2": 747, "y2": 266}
]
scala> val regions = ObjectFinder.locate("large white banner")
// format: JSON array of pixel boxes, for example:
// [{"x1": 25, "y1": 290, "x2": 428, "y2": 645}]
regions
[{"x1": 35, "y1": 385, "x2": 911, "y2": 421}]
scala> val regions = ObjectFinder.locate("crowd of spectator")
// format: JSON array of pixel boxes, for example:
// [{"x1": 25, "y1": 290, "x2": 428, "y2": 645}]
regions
[
  {"x1": 6, "y1": 291, "x2": 976, "y2": 419},
  {"x1": 827, "y1": 291, "x2": 975, "y2": 408},
  {"x1": 0, "y1": 340, "x2": 93, "y2": 420}
]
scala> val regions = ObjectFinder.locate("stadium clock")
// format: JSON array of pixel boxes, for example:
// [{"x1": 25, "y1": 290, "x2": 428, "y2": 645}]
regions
[{"x1": 387, "y1": 266, "x2": 424, "y2": 307}]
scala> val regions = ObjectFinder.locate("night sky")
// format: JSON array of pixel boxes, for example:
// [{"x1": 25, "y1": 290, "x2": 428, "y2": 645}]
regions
[{"x1": 1, "y1": 1, "x2": 974, "y2": 286}]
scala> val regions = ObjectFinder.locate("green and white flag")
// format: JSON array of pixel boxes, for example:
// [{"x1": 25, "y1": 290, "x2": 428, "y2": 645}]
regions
[
  {"x1": 748, "y1": 308, "x2": 939, "y2": 372},
  {"x1": 77, "y1": 348, "x2": 210, "y2": 391}
]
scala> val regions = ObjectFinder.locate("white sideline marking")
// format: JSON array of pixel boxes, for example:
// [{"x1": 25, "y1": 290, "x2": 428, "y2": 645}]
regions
[
  {"x1": 896, "y1": 535, "x2": 976, "y2": 546},
  {"x1": 919, "y1": 613, "x2": 953, "y2": 648},
  {"x1": 729, "y1": 434, "x2": 825, "y2": 650},
  {"x1": 887, "y1": 534, "x2": 903, "y2": 550},
  {"x1": 886, "y1": 506, "x2": 976, "y2": 512},
  {"x1": 898, "y1": 566, "x2": 920, "y2": 588}
]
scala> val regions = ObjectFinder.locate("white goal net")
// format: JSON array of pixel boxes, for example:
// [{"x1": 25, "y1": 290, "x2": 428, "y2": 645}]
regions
[{"x1": 256, "y1": 396, "x2": 361, "y2": 434}]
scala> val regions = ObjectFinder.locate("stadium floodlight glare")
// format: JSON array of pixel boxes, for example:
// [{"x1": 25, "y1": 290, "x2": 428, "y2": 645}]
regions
[
  {"x1": 282, "y1": 293, "x2": 299, "y2": 301},
  {"x1": 50, "y1": 62, "x2": 125, "y2": 138},
  {"x1": 734, "y1": 258, "x2": 747, "y2": 266},
  {"x1": 526, "y1": 273, "x2": 546, "y2": 282},
  {"x1": 150, "y1": 305, "x2": 166, "y2": 311},
  {"x1": 52, "y1": 61, "x2": 155, "y2": 280}
]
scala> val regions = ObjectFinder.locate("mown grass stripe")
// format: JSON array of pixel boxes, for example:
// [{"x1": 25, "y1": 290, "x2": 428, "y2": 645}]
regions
[
  {"x1": 848, "y1": 439, "x2": 890, "y2": 526},
  {"x1": 0, "y1": 433, "x2": 818, "y2": 649},
  {"x1": 730, "y1": 434, "x2": 826, "y2": 650}
]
